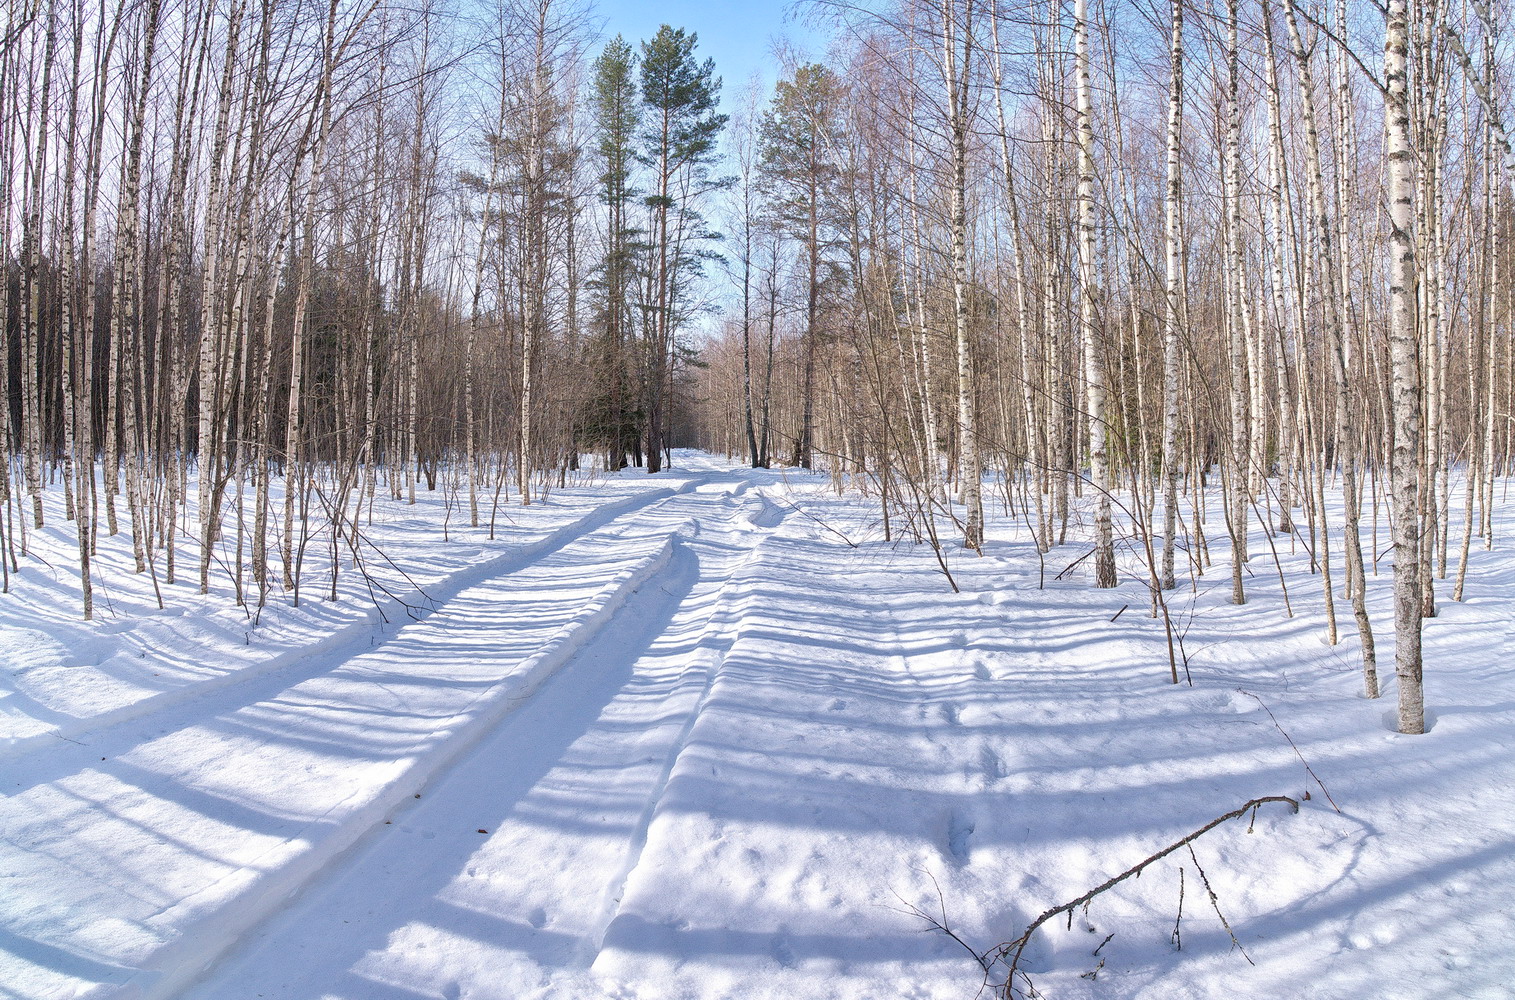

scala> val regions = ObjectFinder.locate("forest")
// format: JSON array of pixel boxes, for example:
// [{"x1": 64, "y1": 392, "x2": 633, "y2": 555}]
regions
[
  {"x1": 2, "y1": 1, "x2": 1515, "y2": 997},
  {"x1": 1, "y1": 0, "x2": 1511, "y2": 736}
]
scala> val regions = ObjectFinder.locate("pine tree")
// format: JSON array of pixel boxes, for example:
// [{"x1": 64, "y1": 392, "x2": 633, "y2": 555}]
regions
[
  {"x1": 587, "y1": 35, "x2": 642, "y2": 469},
  {"x1": 757, "y1": 62, "x2": 846, "y2": 472},
  {"x1": 638, "y1": 24, "x2": 727, "y2": 474}
]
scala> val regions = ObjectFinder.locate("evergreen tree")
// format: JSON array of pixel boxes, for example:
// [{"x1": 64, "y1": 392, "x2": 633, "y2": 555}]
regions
[
  {"x1": 637, "y1": 24, "x2": 727, "y2": 473},
  {"x1": 587, "y1": 35, "x2": 642, "y2": 469},
  {"x1": 758, "y1": 63, "x2": 847, "y2": 470}
]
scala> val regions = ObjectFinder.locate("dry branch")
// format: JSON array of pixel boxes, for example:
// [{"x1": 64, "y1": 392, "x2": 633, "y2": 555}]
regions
[{"x1": 986, "y1": 795, "x2": 1300, "y2": 997}]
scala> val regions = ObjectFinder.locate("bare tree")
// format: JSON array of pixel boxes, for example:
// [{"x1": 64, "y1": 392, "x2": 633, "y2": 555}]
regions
[
  {"x1": 1384, "y1": 0, "x2": 1424, "y2": 734},
  {"x1": 1075, "y1": 0, "x2": 1115, "y2": 587}
]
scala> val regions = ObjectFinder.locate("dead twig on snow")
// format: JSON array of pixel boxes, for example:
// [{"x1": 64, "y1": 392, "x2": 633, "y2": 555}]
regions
[
  {"x1": 986, "y1": 795, "x2": 1299, "y2": 997},
  {"x1": 1238, "y1": 689, "x2": 1342, "y2": 813}
]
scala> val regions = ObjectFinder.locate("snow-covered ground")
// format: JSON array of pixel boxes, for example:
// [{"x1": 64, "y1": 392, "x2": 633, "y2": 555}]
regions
[{"x1": 0, "y1": 452, "x2": 1510, "y2": 1000}]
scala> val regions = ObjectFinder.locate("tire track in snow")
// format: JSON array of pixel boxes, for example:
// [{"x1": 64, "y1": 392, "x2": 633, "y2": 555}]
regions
[
  {"x1": 0, "y1": 472, "x2": 756, "y2": 1000},
  {"x1": 0, "y1": 475, "x2": 714, "y2": 762},
  {"x1": 155, "y1": 475, "x2": 784, "y2": 1000},
  {"x1": 0, "y1": 480, "x2": 721, "y2": 799},
  {"x1": 587, "y1": 513, "x2": 780, "y2": 959},
  {"x1": 878, "y1": 592, "x2": 987, "y2": 868}
]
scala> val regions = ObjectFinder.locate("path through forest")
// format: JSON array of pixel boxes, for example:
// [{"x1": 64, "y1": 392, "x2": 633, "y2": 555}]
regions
[{"x1": 1, "y1": 456, "x2": 1512, "y2": 1000}]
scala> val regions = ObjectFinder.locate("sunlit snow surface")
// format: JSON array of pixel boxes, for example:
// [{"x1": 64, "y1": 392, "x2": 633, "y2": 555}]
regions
[{"x1": 0, "y1": 452, "x2": 1510, "y2": 1000}]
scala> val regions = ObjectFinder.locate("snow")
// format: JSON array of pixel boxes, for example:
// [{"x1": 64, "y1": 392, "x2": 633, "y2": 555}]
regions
[{"x1": 0, "y1": 452, "x2": 1511, "y2": 1000}]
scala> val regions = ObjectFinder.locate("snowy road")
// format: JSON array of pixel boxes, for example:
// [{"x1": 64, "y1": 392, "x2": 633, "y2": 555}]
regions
[
  {"x1": 176, "y1": 467, "x2": 785, "y2": 999},
  {"x1": 0, "y1": 462, "x2": 789, "y2": 1000},
  {"x1": 3, "y1": 456, "x2": 1513, "y2": 1000}
]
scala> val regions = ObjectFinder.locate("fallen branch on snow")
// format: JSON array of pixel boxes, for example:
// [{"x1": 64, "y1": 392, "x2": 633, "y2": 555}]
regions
[{"x1": 913, "y1": 795, "x2": 1301, "y2": 998}]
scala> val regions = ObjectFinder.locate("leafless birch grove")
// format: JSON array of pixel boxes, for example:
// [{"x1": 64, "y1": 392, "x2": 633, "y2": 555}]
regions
[{"x1": 2, "y1": 0, "x2": 1512, "y2": 734}]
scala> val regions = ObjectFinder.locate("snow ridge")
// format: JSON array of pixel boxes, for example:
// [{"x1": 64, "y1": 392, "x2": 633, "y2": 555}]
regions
[
  {"x1": 590, "y1": 513, "x2": 779, "y2": 961},
  {"x1": 122, "y1": 532, "x2": 680, "y2": 1000},
  {"x1": 0, "y1": 479, "x2": 700, "y2": 760}
]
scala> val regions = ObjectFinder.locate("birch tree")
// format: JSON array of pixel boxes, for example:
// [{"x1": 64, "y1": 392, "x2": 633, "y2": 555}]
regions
[
  {"x1": 1075, "y1": 0, "x2": 1116, "y2": 587},
  {"x1": 1160, "y1": 0, "x2": 1184, "y2": 591},
  {"x1": 1384, "y1": 0, "x2": 1424, "y2": 734}
]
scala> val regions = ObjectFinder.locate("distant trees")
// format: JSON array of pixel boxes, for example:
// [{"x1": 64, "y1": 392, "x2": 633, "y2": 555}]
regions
[
  {"x1": 684, "y1": 0, "x2": 1508, "y2": 728},
  {"x1": 1, "y1": 0, "x2": 1510, "y2": 734},
  {"x1": 484, "y1": 0, "x2": 583, "y2": 504},
  {"x1": 0, "y1": 1, "x2": 747, "y2": 609},
  {"x1": 758, "y1": 63, "x2": 846, "y2": 473},
  {"x1": 577, "y1": 27, "x2": 730, "y2": 476}
]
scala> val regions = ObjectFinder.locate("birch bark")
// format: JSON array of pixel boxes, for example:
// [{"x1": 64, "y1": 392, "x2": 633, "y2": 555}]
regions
[
  {"x1": 1075, "y1": 0, "x2": 1115, "y2": 587},
  {"x1": 1385, "y1": 0, "x2": 1425, "y2": 733}
]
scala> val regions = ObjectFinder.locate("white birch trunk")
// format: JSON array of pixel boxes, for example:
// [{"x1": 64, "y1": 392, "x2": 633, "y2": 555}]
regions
[
  {"x1": 1224, "y1": 0, "x2": 1248, "y2": 604},
  {"x1": 1385, "y1": 0, "x2": 1425, "y2": 734},
  {"x1": 944, "y1": 0, "x2": 982, "y2": 550},
  {"x1": 1160, "y1": 0, "x2": 1183, "y2": 591},
  {"x1": 1074, "y1": 0, "x2": 1115, "y2": 587}
]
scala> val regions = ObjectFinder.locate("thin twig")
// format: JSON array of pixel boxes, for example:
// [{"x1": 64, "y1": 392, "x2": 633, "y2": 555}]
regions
[
  {"x1": 1054, "y1": 547, "x2": 1093, "y2": 581},
  {"x1": 990, "y1": 795, "x2": 1298, "y2": 994},
  {"x1": 1238, "y1": 689, "x2": 1342, "y2": 813},
  {"x1": 887, "y1": 869, "x2": 994, "y2": 998},
  {"x1": 764, "y1": 490, "x2": 859, "y2": 548},
  {"x1": 1187, "y1": 844, "x2": 1253, "y2": 965},
  {"x1": 1171, "y1": 866, "x2": 1184, "y2": 951}
]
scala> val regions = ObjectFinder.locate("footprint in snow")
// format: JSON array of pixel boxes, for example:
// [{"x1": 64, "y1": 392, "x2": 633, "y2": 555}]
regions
[
  {"x1": 829, "y1": 698, "x2": 847, "y2": 712},
  {"x1": 946, "y1": 810, "x2": 975, "y2": 865},
  {"x1": 979, "y1": 745, "x2": 1006, "y2": 781},
  {"x1": 939, "y1": 703, "x2": 961, "y2": 726},
  {"x1": 771, "y1": 935, "x2": 797, "y2": 969}
]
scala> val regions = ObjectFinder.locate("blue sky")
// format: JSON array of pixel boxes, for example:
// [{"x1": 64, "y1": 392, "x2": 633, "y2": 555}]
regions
[{"x1": 589, "y1": 1, "x2": 830, "y2": 109}]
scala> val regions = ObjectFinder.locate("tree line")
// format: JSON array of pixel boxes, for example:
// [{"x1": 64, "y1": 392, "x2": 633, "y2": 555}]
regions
[
  {"x1": 0, "y1": 0, "x2": 734, "y2": 612},
  {"x1": 2, "y1": 0, "x2": 1511, "y2": 735},
  {"x1": 691, "y1": 0, "x2": 1510, "y2": 736}
]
